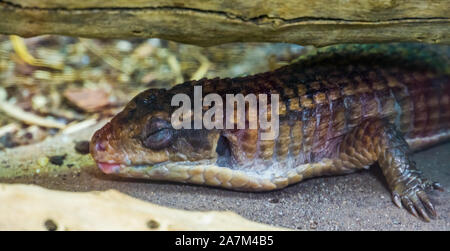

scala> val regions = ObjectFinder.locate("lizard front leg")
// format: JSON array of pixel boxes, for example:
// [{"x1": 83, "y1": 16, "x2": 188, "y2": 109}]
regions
[{"x1": 336, "y1": 119, "x2": 442, "y2": 221}]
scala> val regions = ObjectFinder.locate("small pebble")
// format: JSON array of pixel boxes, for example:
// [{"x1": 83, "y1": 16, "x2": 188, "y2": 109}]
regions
[
  {"x1": 49, "y1": 155, "x2": 66, "y2": 166},
  {"x1": 75, "y1": 141, "x2": 90, "y2": 155},
  {"x1": 44, "y1": 219, "x2": 58, "y2": 231},
  {"x1": 269, "y1": 198, "x2": 280, "y2": 204},
  {"x1": 147, "y1": 219, "x2": 160, "y2": 230},
  {"x1": 392, "y1": 219, "x2": 401, "y2": 225}
]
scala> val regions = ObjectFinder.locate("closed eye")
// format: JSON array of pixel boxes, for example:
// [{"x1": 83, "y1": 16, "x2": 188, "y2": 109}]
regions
[{"x1": 141, "y1": 118, "x2": 174, "y2": 150}]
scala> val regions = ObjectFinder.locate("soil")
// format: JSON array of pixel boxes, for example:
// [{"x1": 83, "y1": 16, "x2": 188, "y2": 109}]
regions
[{"x1": 5, "y1": 142, "x2": 449, "y2": 231}]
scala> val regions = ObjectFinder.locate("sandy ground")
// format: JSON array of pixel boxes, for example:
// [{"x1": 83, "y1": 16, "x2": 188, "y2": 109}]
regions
[{"x1": 3, "y1": 142, "x2": 448, "y2": 231}]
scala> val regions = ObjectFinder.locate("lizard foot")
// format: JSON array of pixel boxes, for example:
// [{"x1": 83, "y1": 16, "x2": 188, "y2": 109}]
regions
[{"x1": 391, "y1": 172, "x2": 443, "y2": 222}]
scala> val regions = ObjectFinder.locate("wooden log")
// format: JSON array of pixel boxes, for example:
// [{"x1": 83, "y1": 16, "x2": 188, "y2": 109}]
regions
[
  {"x1": 0, "y1": 0, "x2": 448, "y2": 46},
  {"x1": 0, "y1": 183, "x2": 288, "y2": 230}
]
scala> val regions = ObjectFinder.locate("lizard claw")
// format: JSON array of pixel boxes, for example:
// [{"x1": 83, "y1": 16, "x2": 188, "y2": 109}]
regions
[
  {"x1": 392, "y1": 177, "x2": 441, "y2": 222},
  {"x1": 431, "y1": 182, "x2": 444, "y2": 192}
]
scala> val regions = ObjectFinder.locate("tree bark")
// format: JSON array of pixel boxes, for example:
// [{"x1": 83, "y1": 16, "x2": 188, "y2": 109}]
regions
[{"x1": 0, "y1": 0, "x2": 448, "y2": 46}]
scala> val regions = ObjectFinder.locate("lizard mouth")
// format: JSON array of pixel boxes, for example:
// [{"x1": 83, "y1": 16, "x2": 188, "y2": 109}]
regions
[
  {"x1": 94, "y1": 134, "x2": 234, "y2": 176},
  {"x1": 97, "y1": 162, "x2": 121, "y2": 174},
  {"x1": 92, "y1": 135, "x2": 281, "y2": 191}
]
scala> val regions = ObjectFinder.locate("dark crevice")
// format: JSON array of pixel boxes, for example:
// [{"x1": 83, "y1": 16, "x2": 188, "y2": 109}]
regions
[
  {"x1": 146, "y1": 219, "x2": 160, "y2": 229},
  {"x1": 44, "y1": 219, "x2": 58, "y2": 231},
  {"x1": 216, "y1": 135, "x2": 232, "y2": 168}
]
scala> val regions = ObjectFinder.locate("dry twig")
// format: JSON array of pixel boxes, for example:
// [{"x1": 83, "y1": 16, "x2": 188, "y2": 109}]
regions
[
  {"x1": 10, "y1": 35, "x2": 64, "y2": 70},
  {"x1": 0, "y1": 88, "x2": 66, "y2": 129}
]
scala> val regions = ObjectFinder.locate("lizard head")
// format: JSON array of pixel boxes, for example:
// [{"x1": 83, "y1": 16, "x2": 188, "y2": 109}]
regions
[{"x1": 90, "y1": 87, "x2": 223, "y2": 178}]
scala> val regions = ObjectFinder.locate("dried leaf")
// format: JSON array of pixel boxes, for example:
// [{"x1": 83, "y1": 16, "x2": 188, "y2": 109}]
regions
[{"x1": 64, "y1": 88, "x2": 110, "y2": 112}]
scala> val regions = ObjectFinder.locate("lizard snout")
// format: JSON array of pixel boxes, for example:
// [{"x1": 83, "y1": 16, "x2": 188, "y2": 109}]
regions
[{"x1": 90, "y1": 122, "x2": 124, "y2": 174}]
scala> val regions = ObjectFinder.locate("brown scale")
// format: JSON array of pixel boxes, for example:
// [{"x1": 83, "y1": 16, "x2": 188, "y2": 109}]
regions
[
  {"x1": 286, "y1": 96, "x2": 303, "y2": 159},
  {"x1": 220, "y1": 81, "x2": 260, "y2": 164},
  {"x1": 357, "y1": 75, "x2": 379, "y2": 120},
  {"x1": 410, "y1": 83, "x2": 429, "y2": 137},
  {"x1": 371, "y1": 72, "x2": 398, "y2": 124},
  {"x1": 282, "y1": 85, "x2": 296, "y2": 99},
  {"x1": 222, "y1": 128, "x2": 259, "y2": 164},
  {"x1": 405, "y1": 71, "x2": 432, "y2": 137},
  {"x1": 259, "y1": 128, "x2": 275, "y2": 160},
  {"x1": 202, "y1": 79, "x2": 216, "y2": 94},
  {"x1": 342, "y1": 81, "x2": 362, "y2": 129},
  {"x1": 296, "y1": 84, "x2": 307, "y2": 96},
  {"x1": 215, "y1": 78, "x2": 230, "y2": 93},
  {"x1": 241, "y1": 129, "x2": 258, "y2": 159},
  {"x1": 327, "y1": 88, "x2": 346, "y2": 139},
  {"x1": 288, "y1": 118, "x2": 303, "y2": 158},
  {"x1": 389, "y1": 73, "x2": 414, "y2": 135},
  {"x1": 441, "y1": 85, "x2": 450, "y2": 129},
  {"x1": 419, "y1": 74, "x2": 442, "y2": 135},
  {"x1": 320, "y1": 80, "x2": 342, "y2": 142},
  {"x1": 230, "y1": 77, "x2": 245, "y2": 91},
  {"x1": 272, "y1": 97, "x2": 289, "y2": 158},
  {"x1": 312, "y1": 92, "x2": 331, "y2": 158},
  {"x1": 256, "y1": 96, "x2": 277, "y2": 161},
  {"x1": 300, "y1": 95, "x2": 316, "y2": 162},
  {"x1": 276, "y1": 122, "x2": 291, "y2": 160},
  {"x1": 424, "y1": 85, "x2": 441, "y2": 134},
  {"x1": 309, "y1": 83, "x2": 330, "y2": 159},
  {"x1": 222, "y1": 131, "x2": 242, "y2": 163},
  {"x1": 222, "y1": 75, "x2": 281, "y2": 163}
]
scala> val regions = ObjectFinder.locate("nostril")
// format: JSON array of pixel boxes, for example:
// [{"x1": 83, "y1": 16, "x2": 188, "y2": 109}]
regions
[
  {"x1": 95, "y1": 141, "x2": 106, "y2": 152},
  {"x1": 91, "y1": 123, "x2": 112, "y2": 153}
]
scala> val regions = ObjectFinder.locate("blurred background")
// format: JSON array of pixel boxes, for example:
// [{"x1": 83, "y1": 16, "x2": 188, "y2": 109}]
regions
[{"x1": 0, "y1": 35, "x2": 306, "y2": 150}]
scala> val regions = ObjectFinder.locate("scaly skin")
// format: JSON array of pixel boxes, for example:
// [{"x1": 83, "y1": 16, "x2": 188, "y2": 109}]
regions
[{"x1": 90, "y1": 44, "x2": 449, "y2": 221}]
